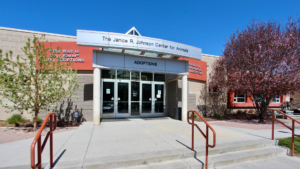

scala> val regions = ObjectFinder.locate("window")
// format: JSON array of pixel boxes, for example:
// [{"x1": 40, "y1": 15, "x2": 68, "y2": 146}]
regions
[
  {"x1": 141, "y1": 73, "x2": 153, "y2": 81},
  {"x1": 102, "y1": 70, "x2": 116, "y2": 79},
  {"x1": 131, "y1": 71, "x2": 140, "y2": 80},
  {"x1": 208, "y1": 86, "x2": 218, "y2": 95},
  {"x1": 252, "y1": 96, "x2": 262, "y2": 103},
  {"x1": 273, "y1": 96, "x2": 280, "y2": 103},
  {"x1": 234, "y1": 92, "x2": 245, "y2": 103},
  {"x1": 154, "y1": 74, "x2": 165, "y2": 82},
  {"x1": 117, "y1": 70, "x2": 130, "y2": 80},
  {"x1": 127, "y1": 30, "x2": 140, "y2": 36}
]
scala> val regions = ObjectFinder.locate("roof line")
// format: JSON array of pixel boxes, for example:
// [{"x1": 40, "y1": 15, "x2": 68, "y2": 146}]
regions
[
  {"x1": 202, "y1": 53, "x2": 219, "y2": 57},
  {"x1": 0, "y1": 26, "x2": 76, "y2": 39}
]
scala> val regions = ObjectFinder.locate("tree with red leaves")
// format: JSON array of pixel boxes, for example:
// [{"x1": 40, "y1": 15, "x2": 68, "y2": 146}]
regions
[{"x1": 210, "y1": 18, "x2": 300, "y2": 123}]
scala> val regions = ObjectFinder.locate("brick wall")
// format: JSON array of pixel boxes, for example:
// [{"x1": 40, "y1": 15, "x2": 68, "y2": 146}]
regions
[
  {"x1": 39, "y1": 71, "x2": 94, "y2": 121},
  {"x1": 0, "y1": 27, "x2": 84, "y2": 121},
  {"x1": 166, "y1": 80, "x2": 178, "y2": 118}
]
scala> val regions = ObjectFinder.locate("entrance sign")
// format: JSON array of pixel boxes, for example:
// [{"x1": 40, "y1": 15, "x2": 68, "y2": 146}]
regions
[
  {"x1": 95, "y1": 52, "x2": 189, "y2": 75},
  {"x1": 77, "y1": 30, "x2": 202, "y2": 60},
  {"x1": 42, "y1": 42, "x2": 96, "y2": 70}
]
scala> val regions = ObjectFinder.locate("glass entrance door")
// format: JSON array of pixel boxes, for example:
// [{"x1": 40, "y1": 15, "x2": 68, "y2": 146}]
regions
[
  {"x1": 141, "y1": 82, "x2": 152, "y2": 114},
  {"x1": 131, "y1": 82, "x2": 140, "y2": 116},
  {"x1": 102, "y1": 81, "x2": 115, "y2": 115},
  {"x1": 101, "y1": 70, "x2": 165, "y2": 118},
  {"x1": 117, "y1": 82, "x2": 129, "y2": 116},
  {"x1": 154, "y1": 83, "x2": 164, "y2": 113}
]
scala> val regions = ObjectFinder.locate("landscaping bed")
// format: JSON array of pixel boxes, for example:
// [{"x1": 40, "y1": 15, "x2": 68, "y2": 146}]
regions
[
  {"x1": 193, "y1": 117, "x2": 221, "y2": 122},
  {"x1": 190, "y1": 113, "x2": 259, "y2": 122},
  {"x1": 222, "y1": 113, "x2": 259, "y2": 120},
  {"x1": 0, "y1": 120, "x2": 82, "y2": 127}
]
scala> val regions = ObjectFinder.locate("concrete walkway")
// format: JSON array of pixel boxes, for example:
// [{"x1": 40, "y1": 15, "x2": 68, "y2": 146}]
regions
[
  {"x1": 0, "y1": 117, "x2": 299, "y2": 168},
  {"x1": 208, "y1": 122, "x2": 300, "y2": 139}
]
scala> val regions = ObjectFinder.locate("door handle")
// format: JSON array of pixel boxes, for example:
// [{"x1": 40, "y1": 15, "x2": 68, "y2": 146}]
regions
[
  {"x1": 118, "y1": 97, "x2": 120, "y2": 100},
  {"x1": 111, "y1": 97, "x2": 114, "y2": 100},
  {"x1": 149, "y1": 98, "x2": 151, "y2": 101}
]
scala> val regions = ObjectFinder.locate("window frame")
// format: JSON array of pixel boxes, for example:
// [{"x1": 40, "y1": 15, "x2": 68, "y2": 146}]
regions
[
  {"x1": 208, "y1": 86, "x2": 218, "y2": 95},
  {"x1": 234, "y1": 92, "x2": 245, "y2": 103},
  {"x1": 273, "y1": 95, "x2": 281, "y2": 103}
]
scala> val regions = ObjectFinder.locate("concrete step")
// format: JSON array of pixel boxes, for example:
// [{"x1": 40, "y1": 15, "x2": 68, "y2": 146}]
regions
[
  {"x1": 117, "y1": 158, "x2": 202, "y2": 169},
  {"x1": 45, "y1": 139, "x2": 279, "y2": 169},
  {"x1": 217, "y1": 156, "x2": 300, "y2": 169},
  {"x1": 116, "y1": 146, "x2": 287, "y2": 169},
  {"x1": 193, "y1": 139, "x2": 276, "y2": 157},
  {"x1": 204, "y1": 146, "x2": 287, "y2": 168}
]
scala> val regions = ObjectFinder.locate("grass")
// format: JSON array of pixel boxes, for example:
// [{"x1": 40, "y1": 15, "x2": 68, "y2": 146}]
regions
[
  {"x1": 6, "y1": 114, "x2": 25, "y2": 126},
  {"x1": 189, "y1": 113, "x2": 198, "y2": 119},
  {"x1": 278, "y1": 137, "x2": 300, "y2": 154}
]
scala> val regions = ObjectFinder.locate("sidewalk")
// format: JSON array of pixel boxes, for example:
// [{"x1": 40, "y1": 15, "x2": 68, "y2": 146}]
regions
[{"x1": 0, "y1": 118, "x2": 299, "y2": 168}]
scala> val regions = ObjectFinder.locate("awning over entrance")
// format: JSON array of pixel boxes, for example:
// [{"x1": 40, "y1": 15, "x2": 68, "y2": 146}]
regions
[
  {"x1": 93, "y1": 52, "x2": 189, "y2": 75},
  {"x1": 77, "y1": 29, "x2": 202, "y2": 60}
]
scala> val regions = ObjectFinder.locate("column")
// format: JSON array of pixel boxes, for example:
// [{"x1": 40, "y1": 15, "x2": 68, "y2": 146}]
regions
[
  {"x1": 93, "y1": 67, "x2": 101, "y2": 125},
  {"x1": 181, "y1": 75, "x2": 188, "y2": 121}
]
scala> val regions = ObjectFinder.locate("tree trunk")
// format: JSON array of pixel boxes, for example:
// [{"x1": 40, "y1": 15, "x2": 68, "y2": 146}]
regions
[
  {"x1": 259, "y1": 108, "x2": 265, "y2": 123},
  {"x1": 33, "y1": 110, "x2": 38, "y2": 130}
]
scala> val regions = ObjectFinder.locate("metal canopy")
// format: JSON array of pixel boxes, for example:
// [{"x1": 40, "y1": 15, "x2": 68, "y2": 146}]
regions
[{"x1": 77, "y1": 30, "x2": 202, "y2": 60}]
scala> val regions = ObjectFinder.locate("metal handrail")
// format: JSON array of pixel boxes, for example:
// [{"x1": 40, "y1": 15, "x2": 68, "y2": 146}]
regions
[
  {"x1": 187, "y1": 110, "x2": 216, "y2": 169},
  {"x1": 30, "y1": 112, "x2": 57, "y2": 169},
  {"x1": 265, "y1": 109, "x2": 300, "y2": 156}
]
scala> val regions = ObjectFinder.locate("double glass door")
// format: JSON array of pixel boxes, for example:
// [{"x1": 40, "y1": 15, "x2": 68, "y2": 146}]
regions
[
  {"x1": 102, "y1": 80, "x2": 164, "y2": 117},
  {"x1": 141, "y1": 82, "x2": 165, "y2": 114}
]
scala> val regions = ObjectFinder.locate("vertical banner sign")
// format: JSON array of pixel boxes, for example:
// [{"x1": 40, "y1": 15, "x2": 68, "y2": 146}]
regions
[{"x1": 178, "y1": 57, "x2": 207, "y2": 81}]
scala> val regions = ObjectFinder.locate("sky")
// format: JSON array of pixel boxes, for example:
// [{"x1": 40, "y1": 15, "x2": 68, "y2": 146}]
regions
[{"x1": 0, "y1": 0, "x2": 299, "y2": 56}]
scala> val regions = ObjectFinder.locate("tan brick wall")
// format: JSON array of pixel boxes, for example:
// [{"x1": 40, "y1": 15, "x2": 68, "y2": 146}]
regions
[
  {"x1": 0, "y1": 27, "x2": 76, "y2": 120},
  {"x1": 201, "y1": 54, "x2": 228, "y2": 116},
  {"x1": 291, "y1": 92, "x2": 300, "y2": 109}
]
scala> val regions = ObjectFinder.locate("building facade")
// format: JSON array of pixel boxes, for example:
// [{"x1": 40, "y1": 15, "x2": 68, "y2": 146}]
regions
[{"x1": 0, "y1": 27, "x2": 288, "y2": 124}]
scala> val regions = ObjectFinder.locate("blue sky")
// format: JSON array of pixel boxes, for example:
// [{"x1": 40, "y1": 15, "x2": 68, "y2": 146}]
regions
[{"x1": 0, "y1": 0, "x2": 299, "y2": 56}]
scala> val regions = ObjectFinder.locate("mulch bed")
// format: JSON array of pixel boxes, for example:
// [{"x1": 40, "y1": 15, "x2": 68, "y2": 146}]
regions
[
  {"x1": 193, "y1": 117, "x2": 221, "y2": 122},
  {"x1": 190, "y1": 113, "x2": 259, "y2": 122},
  {"x1": 0, "y1": 120, "x2": 82, "y2": 127},
  {"x1": 222, "y1": 113, "x2": 259, "y2": 120}
]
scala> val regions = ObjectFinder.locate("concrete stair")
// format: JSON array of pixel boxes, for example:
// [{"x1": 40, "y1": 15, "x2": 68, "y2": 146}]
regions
[{"x1": 48, "y1": 139, "x2": 293, "y2": 169}]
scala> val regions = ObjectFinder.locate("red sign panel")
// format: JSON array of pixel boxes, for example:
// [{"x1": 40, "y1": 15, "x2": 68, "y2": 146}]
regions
[
  {"x1": 41, "y1": 42, "x2": 95, "y2": 70},
  {"x1": 179, "y1": 57, "x2": 207, "y2": 81}
]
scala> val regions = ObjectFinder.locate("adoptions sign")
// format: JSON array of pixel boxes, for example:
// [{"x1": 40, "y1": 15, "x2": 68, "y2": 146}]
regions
[
  {"x1": 77, "y1": 30, "x2": 202, "y2": 60},
  {"x1": 42, "y1": 42, "x2": 96, "y2": 70}
]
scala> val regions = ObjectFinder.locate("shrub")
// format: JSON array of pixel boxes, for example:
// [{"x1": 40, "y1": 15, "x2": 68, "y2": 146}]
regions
[
  {"x1": 189, "y1": 113, "x2": 198, "y2": 119},
  {"x1": 237, "y1": 110, "x2": 247, "y2": 114},
  {"x1": 215, "y1": 114, "x2": 223, "y2": 120},
  {"x1": 0, "y1": 121, "x2": 7, "y2": 126},
  {"x1": 248, "y1": 109, "x2": 256, "y2": 114},
  {"x1": 32, "y1": 117, "x2": 43, "y2": 124},
  {"x1": 6, "y1": 114, "x2": 25, "y2": 126}
]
